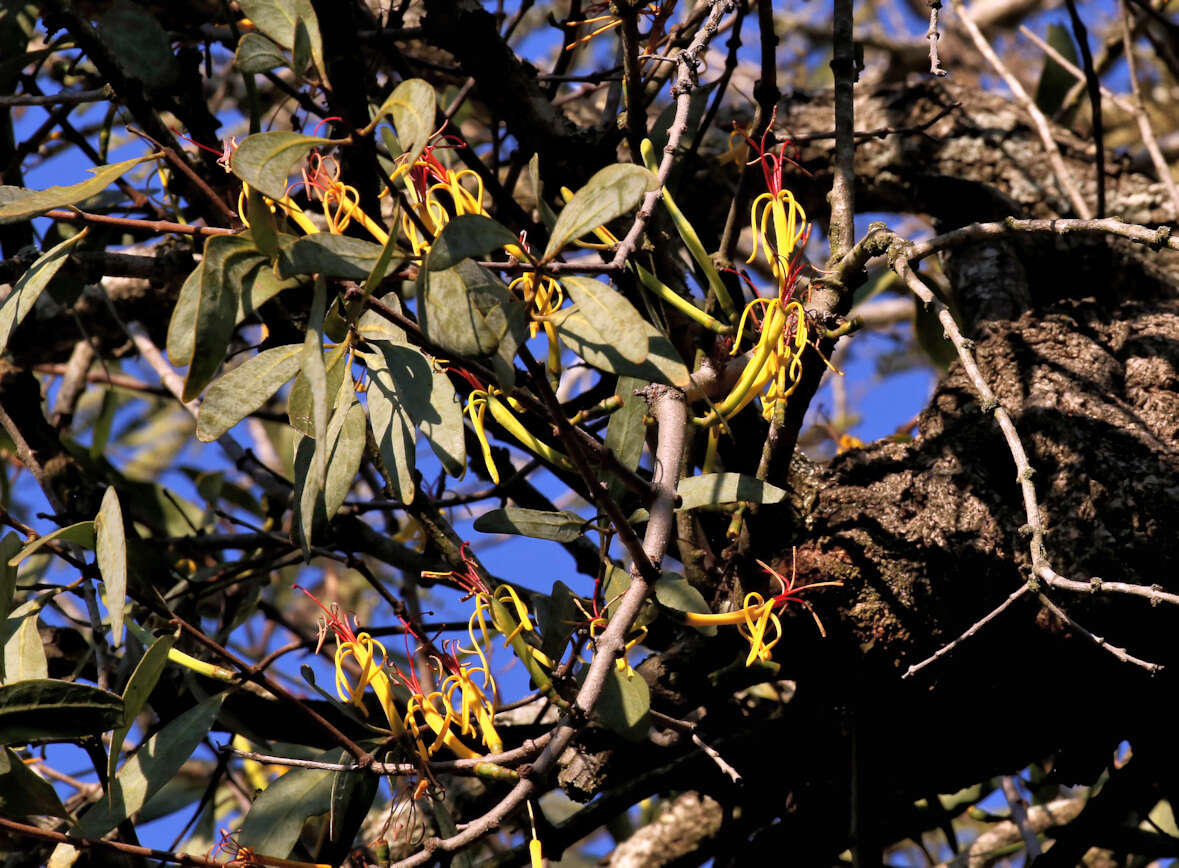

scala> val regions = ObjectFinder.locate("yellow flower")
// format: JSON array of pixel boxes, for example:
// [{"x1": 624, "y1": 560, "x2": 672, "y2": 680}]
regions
[
  {"x1": 680, "y1": 558, "x2": 841, "y2": 666},
  {"x1": 297, "y1": 588, "x2": 405, "y2": 738},
  {"x1": 742, "y1": 115, "x2": 808, "y2": 286},
  {"x1": 389, "y1": 135, "x2": 525, "y2": 260},
  {"x1": 698, "y1": 295, "x2": 808, "y2": 427},
  {"x1": 452, "y1": 368, "x2": 574, "y2": 484},
  {"x1": 302, "y1": 151, "x2": 390, "y2": 243}
]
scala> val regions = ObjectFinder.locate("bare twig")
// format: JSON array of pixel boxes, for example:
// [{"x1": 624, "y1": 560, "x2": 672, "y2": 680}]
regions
[
  {"x1": 44, "y1": 208, "x2": 236, "y2": 237},
  {"x1": 1036, "y1": 592, "x2": 1164, "y2": 671},
  {"x1": 881, "y1": 221, "x2": 1167, "y2": 675},
  {"x1": 609, "y1": 0, "x2": 736, "y2": 270},
  {"x1": 0, "y1": 85, "x2": 113, "y2": 107},
  {"x1": 927, "y1": 0, "x2": 949, "y2": 76},
  {"x1": 1017, "y1": 25, "x2": 1133, "y2": 113},
  {"x1": 829, "y1": 0, "x2": 857, "y2": 260},
  {"x1": 0, "y1": 816, "x2": 228, "y2": 868},
  {"x1": 1120, "y1": 0, "x2": 1179, "y2": 220},
  {"x1": 951, "y1": 0, "x2": 1092, "y2": 219},
  {"x1": 50, "y1": 340, "x2": 95, "y2": 429}
]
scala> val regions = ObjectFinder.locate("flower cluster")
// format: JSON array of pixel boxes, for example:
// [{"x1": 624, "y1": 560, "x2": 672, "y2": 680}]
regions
[
  {"x1": 700, "y1": 119, "x2": 826, "y2": 427},
  {"x1": 681, "y1": 557, "x2": 841, "y2": 665}
]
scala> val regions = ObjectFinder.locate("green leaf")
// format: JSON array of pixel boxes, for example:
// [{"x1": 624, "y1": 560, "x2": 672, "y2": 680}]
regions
[
  {"x1": 229, "y1": 131, "x2": 333, "y2": 201},
  {"x1": 323, "y1": 398, "x2": 367, "y2": 520},
  {"x1": 168, "y1": 234, "x2": 297, "y2": 369},
  {"x1": 288, "y1": 343, "x2": 349, "y2": 438},
  {"x1": 554, "y1": 309, "x2": 690, "y2": 388},
  {"x1": 561, "y1": 275, "x2": 648, "y2": 364},
  {"x1": 97, "y1": 0, "x2": 178, "y2": 91},
  {"x1": 654, "y1": 572, "x2": 716, "y2": 636},
  {"x1": 356, "y1": 291, "x2": 408, "y2": 344},
  {"x1": 302, "y1": 277, "x2": 329, "y2": 483},
  {"x1": 426, "y1": 214, "x2": 519, "y2": 271},
  {"x1": 197, "y1": 344, "x2": 303, "y2": 441},
  {"x1": 604, "y1": 376, "x2": 647, "y2": 503},
  {"x1": 431, "y1": 797, "x2": 475, "y2": 868},
  {"x1": 914, "y1": 295, "x2": 956, "y2": 370},
  {"x1": 292, "y1": 395, "x2": 367, "y2": 546},
  {"x1": 325, "y1": 767, "x2": 379, "y2": 862},
  {"x1": 166, "y1": 267, "x2": 202, "y2": 367},
  {"x1": 237, "y1": 750, "x2": 345, "y2": 859},
  {"x1": 0, "y1": 679, "x2": 123, "y2": 745},
  {"x1": 591, "y1": 665, "x2": 650, "y2": 742},
  {"x1": 9, "y1": 522, "x2": 95, "y2": 566},
  {"x1": 542, "y1": 163, "x2": 657, "y2": 261},
  {"x1": 181, "y1": 235, "x2": 259, "y2": 401},
  {"x1": 418, "y1": 260, "x2": 528, "y2": 359},
  {"x1": 109, "y1": 633, "x2": 176, "y2": 785},
  {"x1": 79, "y1": 693, "x2": 224, "y2": 837},
  {"x1": 361, "y1": 341, "x2": 465, "y2": 477},
  {"x1": 3, "y1": 612, "x2": 47, "y2": 683},
  {"x1": 278, "y1": 233, "x2": 388, "y2": 280},
  {"x1": 675, "y1": 473, "x2": 787, "y2": 510},
  {"x1": 473, "y1": 507, "x2": 588, "y2": 542},
  {"x1": 95, "y1": 486, "x2": 126, "y2": 648},
  {"x1": 533, "y1": 580, "x2": 585, "y2": 663},
  {"x1": 1034, "y1": 24, "x2": 1080, "y2": 117},
  {"x1": 0, "y1": 232, "x2": 87, "y2": 353},
  {"x1": 237, "y1": 0, "x2": 325, "y2": 81},
  {"x1": 370, "y1": 78, "x2": 436, "y2": 157},
  {"x1": 234, "y1": 31, "x2": 287, "y2": 73},
  {"x1": 0, "y1": 534, "x2": 19, "y2": 620},
  {"x1": 528, "y1": 152, "x2": 558, "y2": 231},
  {"x1": 363, "y1": 349, "x2": 416, "y2": 505},
  {"x1": 0, "y1": 154, "x2": 161, "y2": 223},
  {"x1": 0, "y1": 746, "x2": 70, "y2": 819},
  {"x1": 594, "y1": 568, "x2": 655, "y2": 644}
]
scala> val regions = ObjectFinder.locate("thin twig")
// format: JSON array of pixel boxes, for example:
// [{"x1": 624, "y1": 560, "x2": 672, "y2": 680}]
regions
[
  {"x1": 0, "y1": 85, "x2": 112, "y2": 107},
  {"x1": 609, "y1": 0, "x2": 736, "y2": 270},
  {"x1": 829, "y1": 0, "x2": 857, "y2": 260},
  {"x1": 1120, "y1": 0, "x2": 1179, "y2": 220},
  {"x1": 905, "y1": 584, "x2": 1029, "y2": 677},
  {"x1": 951, "y1": 0, "x2": 1092, "y2": 219},
  {"x1": 0, "y1": 816, "x2": 228, "y2": 868},
  {"x1": 44, "y1": 208, "x2": 236, "y2": 237},
  {"x1": 1017, "y1": 25, "x2": 1133, "y2": 113},
  {"x1": 927, "y1": 0, "x2": 949, "y2": 76}
]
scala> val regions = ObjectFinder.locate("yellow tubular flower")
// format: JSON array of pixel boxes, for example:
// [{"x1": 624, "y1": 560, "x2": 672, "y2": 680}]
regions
[
  {"x1": 238, "y1": 182, "x2": 321, "y2": 237},
  {"x1": 304, "y1": 152, "x2": 390, "y2": 243},
  {"x1": 589, "y1": 618, "x2": 646, "y2": 678},
  {"x1": 298, "y1": 589, "x2": 406, "y2": 737},
  {"x1": 390, "y1": 139, "x2": 526, "y2": 260},
  {"x1": 439, "y1": 639, "x2": 503, "y2": 753},
  {"x1": 748, "y1": 188, "x2": 806, "y2": 282},
  {"x1": 459, "y1": 372, "x2": 575, "y2": 482},
  {"x1": 679, "y1": 559, "x2": 842, "y2": 666},
  {"x1": 527, "y1": 801, "x2": 544, "y2": 868},
  {"x1": 741, "y1": 112, "x2": 809, "y2": 286}
]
